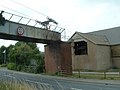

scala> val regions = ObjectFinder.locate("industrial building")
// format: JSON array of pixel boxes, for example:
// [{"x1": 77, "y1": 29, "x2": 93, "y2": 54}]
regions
[{"x1": 69, "y1": 26, "x2": 120, "y2": 71}]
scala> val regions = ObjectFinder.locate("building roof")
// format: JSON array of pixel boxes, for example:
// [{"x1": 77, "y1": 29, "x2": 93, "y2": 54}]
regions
[
  {"x1": 69, "y1": 26, "x2": 120, "y2": 45},
  {"x1": 89, "y1": 26, "x2": 120, "y2": 45},
  {"x1": 69, "y1": 32, "x2": 109, "y2": 45}
]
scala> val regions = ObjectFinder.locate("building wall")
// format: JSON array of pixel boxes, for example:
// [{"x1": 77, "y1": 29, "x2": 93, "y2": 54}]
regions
[
  {"x1": 72, "y1": 40, "x2": 97, "y2": 70},
  {"x1": 45, "y1": 42, "x2": 72, "y2": 74},
  {"x1": 96, "y1": 45, "x2": 111, "y2": 70},
  {"x1": 72, "y1": 39, "x2": 111, "y2": 71},
  {"x1": 111, "y1": 45, "x2": 120, "y2": 68},
  {"x1": 60, "y1": 43, "x2": 72, "y2": 74}
]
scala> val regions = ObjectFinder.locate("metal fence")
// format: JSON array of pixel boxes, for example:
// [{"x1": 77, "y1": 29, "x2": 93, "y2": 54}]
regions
[{"x1": 73, "y1": 70, "x2": 120, "y2": 79}]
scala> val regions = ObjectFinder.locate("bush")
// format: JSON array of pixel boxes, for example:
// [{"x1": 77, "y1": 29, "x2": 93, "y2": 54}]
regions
[
  {"x1": 7, "y1": 63, "x2": 16, "y2": 70},
  {"x1": 35, "y1": 65, "x2": 44, "y2": 73},
  {"x1": 112, "y1": 66, "x2": 118, "y2": 69},
  {"x1": 0, "y1": 64, "x2": 7, "y2": 67},
  {"x1": 16, "y1": 65, "x2": 22, "y2": 71}
]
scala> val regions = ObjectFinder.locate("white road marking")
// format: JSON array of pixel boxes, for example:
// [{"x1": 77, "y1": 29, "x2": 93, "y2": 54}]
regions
[
  {"x1": 3, "y1": 74, "x2": 54, "y2": 89},
  {"x1": 4, "y1": 74, "x2": 16, "y2": 79},
  {"x1": 54, "y1": 79, "x2": 64, "y2": 90},
  {"x1": 71, "y1": 88, "x2": 83, "y2": 90},
  {"x1": 25, "y1": 79, "x2": 54, "y2": 89},
  {"x1": 25, "y1": 79, "x2": 50, "y2": 86},
  {"x1": 3, "y1": 74, "x2": 51, "y2": 86}
]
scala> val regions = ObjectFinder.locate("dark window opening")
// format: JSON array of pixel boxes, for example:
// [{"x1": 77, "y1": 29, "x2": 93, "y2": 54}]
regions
[{"x1": 74, "y1": 41, "x2": 88, "y2": 55}]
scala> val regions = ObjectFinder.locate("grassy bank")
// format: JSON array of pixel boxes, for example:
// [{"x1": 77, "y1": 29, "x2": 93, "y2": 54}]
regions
[
  {"x1": 0, "y1": 81, "x2": 35, "y2": 90},
  {"x1": 47, "y1": 70, "x2": 120, "y2": 80},
  {"x1": 71, "y1": 73, "x2": 120, "y2": 80}
]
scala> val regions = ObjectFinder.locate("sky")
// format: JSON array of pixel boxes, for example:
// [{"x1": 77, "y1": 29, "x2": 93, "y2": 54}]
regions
[{"x1": 0, "y1": 0, "x2": 120, "y2": 51}]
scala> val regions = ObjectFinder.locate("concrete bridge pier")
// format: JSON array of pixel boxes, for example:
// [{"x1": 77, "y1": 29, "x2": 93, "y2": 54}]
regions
[{"x1": 45, "y1": 42, "x2": 72, "y2": 75}]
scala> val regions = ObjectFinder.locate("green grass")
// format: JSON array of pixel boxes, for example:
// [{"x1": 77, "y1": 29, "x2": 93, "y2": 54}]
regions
[
  {"x1": 71, "y1": 73, "x2": 120, "y2": 80},
  {"x1": 0, "y1": 81, "x2": 35, "y2": 90},
  {"x1": 35, "y1": 70, "x2": 120, "y2": 80}
]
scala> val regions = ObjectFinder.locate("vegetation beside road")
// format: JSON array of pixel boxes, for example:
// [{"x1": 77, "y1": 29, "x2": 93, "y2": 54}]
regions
[
  {"x1": 72, "y1": 73, "x2": 120, "y2": 80},
  {"x1": 0, "y1": 80, "x2": 36, "y2": 90},
  {"x1": 55, "y1": 70, "x2": 120, "y2": 80},
  {"x1": 0, "y1": 41, "x2": 45, "y2": 74},
  {"x1": 0, "y1": 41, "x2": 120, "y2": 81},
  {"x1": 44, "y1": 69, "x2": 120, "y2": 80}
]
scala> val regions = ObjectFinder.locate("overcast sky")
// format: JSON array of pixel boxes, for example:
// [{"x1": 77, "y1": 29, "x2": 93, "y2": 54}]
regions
[{"x1": 0, "y1": 0, "x2": 120, "y2": 51}]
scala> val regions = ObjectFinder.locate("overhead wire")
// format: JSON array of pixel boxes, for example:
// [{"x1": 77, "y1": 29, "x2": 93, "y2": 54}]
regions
[
  {"x1": 6, "y1": 0, "x2": 66, "y2": 27},
  {"x1": 0, "y1": 4, "x2": 34, "y2": 19},
  {"x1": 9, "y1": 0, "x2": 48, "y2": 17},
  {"x1": 9, "y1": 0, "x2": 62, "y2": 29},
  {"x1": 58, "y1": 23, "x2": 73, "y2": 34},
  {"x1": 0, "y1": 0, "x2": 69, "y2": 36}
]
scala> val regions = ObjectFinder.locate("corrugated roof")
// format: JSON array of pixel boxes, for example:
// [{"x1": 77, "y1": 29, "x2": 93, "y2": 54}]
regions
[
  {"x1": 69, "y1": 26, "x2": 120, "y2": 45},
  {"x1": 89, "y1": 26, "x2": 120, "y2": 45},
  {"x1": 78, "y1": 33, "x2": 109, "y2": 45},
  {"x1": 69, "y1": 32, "x2": 109, "y2": 45}
]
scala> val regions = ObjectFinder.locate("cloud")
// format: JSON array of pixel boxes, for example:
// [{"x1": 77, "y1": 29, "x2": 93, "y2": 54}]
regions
[{"x1": 62, "y1": 0, "x2": 120, "y2": 33}]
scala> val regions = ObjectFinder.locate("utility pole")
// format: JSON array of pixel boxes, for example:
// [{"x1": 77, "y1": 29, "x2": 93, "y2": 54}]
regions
[{"x1": 3, "y1": 50, "x2": 6, "y2": 64}]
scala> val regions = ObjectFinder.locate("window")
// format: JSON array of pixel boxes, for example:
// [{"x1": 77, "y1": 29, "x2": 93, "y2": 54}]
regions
[{"x1": 74, "y1": 41, "x2": 88, "y2": 55}]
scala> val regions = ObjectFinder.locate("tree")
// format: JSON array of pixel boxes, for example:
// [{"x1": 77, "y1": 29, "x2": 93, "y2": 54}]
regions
[
  {"x1": 26, "y1": 42, "x2": 37, "y2": 50},
  {"x1": 6, "y1": 44, "x2": 14, "y2": 63},
  {"x1": 8, "y1": 43, "x2": 32, "y2": 65},
  {"x1": 35, "y1": 52, "x2": 45, "y2": 73},
  {"x1": 8, "y1": 41, "x2": 45, "y2": 73}
]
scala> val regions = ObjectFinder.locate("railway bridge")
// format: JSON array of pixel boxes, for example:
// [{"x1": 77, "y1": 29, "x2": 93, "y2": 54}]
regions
[{"x1": 0, "y1": 11, "x2": 72, "y2": 74}]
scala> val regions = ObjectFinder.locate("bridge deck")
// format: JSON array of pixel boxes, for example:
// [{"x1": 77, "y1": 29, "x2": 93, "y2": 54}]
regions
[{"x1": 0, "y1": 20, "x2": 61, "y2": 44}]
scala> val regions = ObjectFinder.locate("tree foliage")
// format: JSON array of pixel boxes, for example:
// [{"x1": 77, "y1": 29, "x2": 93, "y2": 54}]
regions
[{"x1": 0, "y1": 41, "x2": 45, "y2": 73}]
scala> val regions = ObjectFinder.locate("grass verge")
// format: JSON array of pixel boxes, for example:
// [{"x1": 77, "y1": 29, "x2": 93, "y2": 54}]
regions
[{"x1": 0, "y1": 81, "x2": 35, "y2": 90}]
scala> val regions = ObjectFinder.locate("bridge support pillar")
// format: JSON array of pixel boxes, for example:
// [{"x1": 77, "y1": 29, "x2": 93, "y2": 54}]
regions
[{"x1": 45, "y1": 42, "x2": 72, "y2": 75}]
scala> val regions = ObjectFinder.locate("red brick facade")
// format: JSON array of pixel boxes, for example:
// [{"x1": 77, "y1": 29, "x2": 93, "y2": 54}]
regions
[{"x1": 45, "y1": 42, "x2": 72, "y2": 74}]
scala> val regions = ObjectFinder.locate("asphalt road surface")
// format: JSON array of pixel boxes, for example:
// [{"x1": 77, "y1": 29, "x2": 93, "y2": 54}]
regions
[{"x1": 0, "y1": 68, "x2": 120, "y2": 90}]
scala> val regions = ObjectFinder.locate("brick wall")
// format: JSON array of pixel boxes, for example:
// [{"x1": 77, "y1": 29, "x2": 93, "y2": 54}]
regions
[{"x1": 45, "y1": 42, "x2": 72, "y2": 74}]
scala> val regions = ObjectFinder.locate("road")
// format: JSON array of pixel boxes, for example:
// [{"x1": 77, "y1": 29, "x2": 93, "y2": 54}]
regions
[{"x1": 0, "y1": 68, "x2": 120, "y2": 90}]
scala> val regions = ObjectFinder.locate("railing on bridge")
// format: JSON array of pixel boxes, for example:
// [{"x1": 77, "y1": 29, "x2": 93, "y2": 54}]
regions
[
  {"x1": 0, "y1": 10, "x2": 65, "y2": 33},
  {"x1": 0, "y1": 10, "x2": 66, "y2": 43}
]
